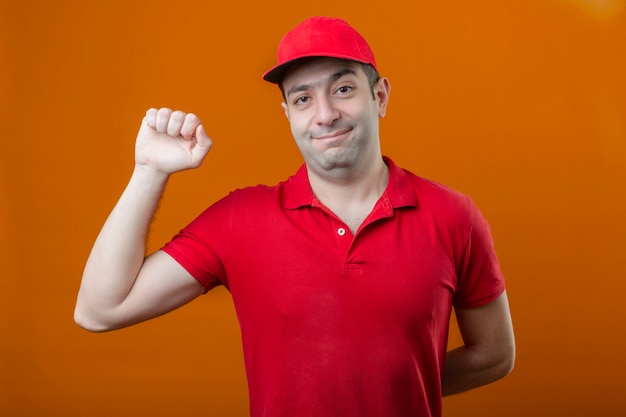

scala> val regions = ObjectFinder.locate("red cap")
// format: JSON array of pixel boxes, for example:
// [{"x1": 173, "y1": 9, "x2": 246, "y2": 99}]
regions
[{"x1": 262, "y1": 16, "x2": 377, "y2": 84}]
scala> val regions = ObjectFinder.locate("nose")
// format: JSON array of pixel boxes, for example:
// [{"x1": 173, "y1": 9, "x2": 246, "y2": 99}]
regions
[{"x1": 314, "y1": 94, "x2": 340, "y2": 126}]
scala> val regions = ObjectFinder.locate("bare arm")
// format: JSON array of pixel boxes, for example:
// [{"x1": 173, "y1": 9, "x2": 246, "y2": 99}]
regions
[
  {"x1": 442, "y1": 291, "x2": 516, "y2": 396},
  {"x1": 74, "y1": 108, "x2": 212, "y2": 332}
]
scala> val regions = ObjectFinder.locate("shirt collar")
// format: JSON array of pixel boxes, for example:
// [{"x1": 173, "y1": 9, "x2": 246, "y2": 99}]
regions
[{"x1": 283, "y1": 156, "x2": 419, "y2": 210}]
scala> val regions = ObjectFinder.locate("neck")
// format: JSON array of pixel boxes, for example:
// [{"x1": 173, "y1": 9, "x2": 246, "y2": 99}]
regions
[{"x1": 307, "y1": 156, "x2": 389, "y2": 233}]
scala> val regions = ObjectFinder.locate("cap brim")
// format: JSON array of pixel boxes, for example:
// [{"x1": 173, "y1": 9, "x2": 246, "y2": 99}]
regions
[
  {"x1": 262, "y1": 62, "x2": 292, "y2": 84},
  {"x1": 262, "y1": 54, "x2": 371, "y2": 84}
]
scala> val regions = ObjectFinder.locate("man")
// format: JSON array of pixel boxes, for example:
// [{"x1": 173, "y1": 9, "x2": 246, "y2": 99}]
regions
[{"x1": 75, "y1": 16, "x2": 515, "y2": 417}]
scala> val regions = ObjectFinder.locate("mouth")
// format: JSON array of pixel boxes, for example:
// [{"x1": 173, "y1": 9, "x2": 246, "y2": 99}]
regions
[{"x1": 312, "y1": 128, "x2": 352, "y2": 142}]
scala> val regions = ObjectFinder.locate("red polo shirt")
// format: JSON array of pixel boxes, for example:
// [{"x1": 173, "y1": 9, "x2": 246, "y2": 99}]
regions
[{"x1": 162, "y1": 157, "x2": 505, "y2": 417}]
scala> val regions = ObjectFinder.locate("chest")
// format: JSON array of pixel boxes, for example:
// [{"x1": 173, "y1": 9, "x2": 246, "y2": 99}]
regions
[{"x1": 225, "y1": 206, "x2": 460, "y2": 333}]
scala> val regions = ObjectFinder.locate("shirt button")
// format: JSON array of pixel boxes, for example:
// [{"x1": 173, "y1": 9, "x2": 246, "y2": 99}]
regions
[{"x1": 337, "y1": 227, "x2": 346, "y2": 236}]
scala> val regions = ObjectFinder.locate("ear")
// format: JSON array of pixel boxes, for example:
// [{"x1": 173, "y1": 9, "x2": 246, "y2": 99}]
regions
[
  {"x1": 281, "y1": 102, "x2": 290, "y2": 121},
  {"x1": 375, "y1": 77, "x2": 391, "y2": 118}
]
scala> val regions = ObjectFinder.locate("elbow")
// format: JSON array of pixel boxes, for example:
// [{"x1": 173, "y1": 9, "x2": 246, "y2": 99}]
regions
[
  {"x1": 492, "y1": 341, "x2": 516, "y2": 381},
  {"x1": 489, "y1": 322, "x2": 516, "y2": 382},
  {"x1": 73, "y1": 299, "x2": 117, "y2": 333},
  {"x1": 504, "y1": 345, "x2": 516, "y2": 376},
  {"x1": 495, "y1": 356, "x2": 515, "y2": 382},
  {"x1": 74, "y1": 308, "x2": 109, "y2": 333}
]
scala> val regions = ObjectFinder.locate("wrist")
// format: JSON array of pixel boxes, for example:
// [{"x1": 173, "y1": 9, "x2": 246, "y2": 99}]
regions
[{"x1": 131, "y1": 164, "x2": 171, "y2": 188}]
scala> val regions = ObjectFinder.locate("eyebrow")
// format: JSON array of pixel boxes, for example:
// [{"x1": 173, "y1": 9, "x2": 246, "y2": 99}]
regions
[{"x1": 286, "y1": 67, "x2": 358, "y2": 98}]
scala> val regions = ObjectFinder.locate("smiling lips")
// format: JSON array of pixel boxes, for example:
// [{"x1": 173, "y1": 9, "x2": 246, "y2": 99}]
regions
[{"x1": 312, "y1": 128, "x2": 352, "y2": 141}]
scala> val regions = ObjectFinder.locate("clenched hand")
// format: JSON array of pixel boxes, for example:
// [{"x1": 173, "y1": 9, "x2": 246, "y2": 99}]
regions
[{"x1": 135, "y1": 107, "x2": 213, "y2": 175}]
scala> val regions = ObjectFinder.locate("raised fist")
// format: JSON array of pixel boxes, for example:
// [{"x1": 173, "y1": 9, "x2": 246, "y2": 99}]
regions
[{"x1": 135, "y1": 107, "x2": 213, "y2": 174}]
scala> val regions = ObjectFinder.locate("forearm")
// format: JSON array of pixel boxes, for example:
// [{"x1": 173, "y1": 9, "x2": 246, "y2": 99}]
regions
[
  {"x1": 441, "y1": 293, "x2": 516, "y2": 396},
  {"x1": 75, "y1": 165, "x2": 169, "y2": 329},
  {"x1": 441, "y1": 344, "x2": 514, "y2": 396}
]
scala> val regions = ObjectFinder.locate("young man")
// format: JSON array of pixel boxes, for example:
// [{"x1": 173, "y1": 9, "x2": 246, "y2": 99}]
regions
[{"x1": 75, "y1": 16, "x2": 515, "y2": 417}]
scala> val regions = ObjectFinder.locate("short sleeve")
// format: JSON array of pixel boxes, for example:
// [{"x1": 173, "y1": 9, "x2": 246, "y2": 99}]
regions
[
  {"x1": 161, "y1": 194, "x2": 234, "y2": 293},
  {"x1": 453, "y1": 201, "x2": 506, "y2": 309}
]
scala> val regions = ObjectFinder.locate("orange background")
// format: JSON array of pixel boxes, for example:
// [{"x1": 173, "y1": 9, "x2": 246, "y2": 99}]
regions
[{"x1": 1, "y1": 0, "x2": 625, "y2": 416}]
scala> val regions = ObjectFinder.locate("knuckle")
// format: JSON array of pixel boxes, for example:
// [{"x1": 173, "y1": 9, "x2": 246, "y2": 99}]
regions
[
  {"x1": 186, "y1": 113, "x2": 199, "y2": 123},
  {"x1": 157, "y1": 107, "x2": 172, "y2": 117},
  {"x1": 171, "y1": 110, "x2": 186, "y2": 120}
]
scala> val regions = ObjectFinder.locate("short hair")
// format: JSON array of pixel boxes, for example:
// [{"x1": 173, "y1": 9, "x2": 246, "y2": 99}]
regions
[
  {"x1": 360, "y1": 63, "x2": 381, "y2": 99},
  {"x1": 279, "y1": 59, "x2": 381, "y2": 101}
]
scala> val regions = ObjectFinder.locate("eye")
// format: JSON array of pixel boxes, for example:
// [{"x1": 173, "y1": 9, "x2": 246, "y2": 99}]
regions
[
  {"x1": 294, "y1": 95, "x2": 310, "y2": 105},
  {"x1": 336, "y1": 86, "x2": 352, "y2": 94}
]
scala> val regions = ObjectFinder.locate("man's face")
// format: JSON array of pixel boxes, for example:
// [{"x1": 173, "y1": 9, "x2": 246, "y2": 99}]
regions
[{"x1": 280, "y1": 58, "x2": 389, "y2": 178}]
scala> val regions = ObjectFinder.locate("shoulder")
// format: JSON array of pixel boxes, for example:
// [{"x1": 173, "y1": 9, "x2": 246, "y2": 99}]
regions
[
  {"x1": 410, "y1": 172, "x2": 466, "y2": 198},
  {"x1": 224, "y1": 176, "x2": 293, "y2": 205},
  {"x1": 388, "y1": 159, "x2": 473, "y2": 215},
  {"x1": 386, "y1": 159, "x2": 480, "y2": 244},
  {"x1": 223, "y1": 164, "x2": 311, "y2": 211},
  {"x1": 205, "y1": 173, "x2": 298, "y2": 218},
  {"x1": 414, "y1": 175, "x2": 476, "y2": 236}
]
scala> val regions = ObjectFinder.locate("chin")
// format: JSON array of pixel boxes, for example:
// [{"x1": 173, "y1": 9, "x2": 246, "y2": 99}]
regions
[{"x1": 318, "y1": 152, "x2": 358, "y2": 171}]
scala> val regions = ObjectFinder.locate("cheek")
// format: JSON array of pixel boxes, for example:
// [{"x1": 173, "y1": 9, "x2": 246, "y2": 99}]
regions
[
  {"x1": 287, "y1": 121, "x2": 307, "y2": 151},
  {"x1": 287, "y1": 114, "x2": 308, "y2": 136}
]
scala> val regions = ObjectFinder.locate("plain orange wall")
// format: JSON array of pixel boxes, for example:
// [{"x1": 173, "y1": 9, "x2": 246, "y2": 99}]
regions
[{"x1": 2, "y1": 0, "x2": 625, "y2": 416}]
